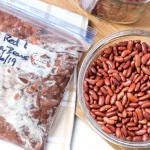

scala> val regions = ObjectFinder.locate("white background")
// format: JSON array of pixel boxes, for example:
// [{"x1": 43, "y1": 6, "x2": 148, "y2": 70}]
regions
[{"x1": 71, "y1": 117, "x2": 115, "y2": 150}]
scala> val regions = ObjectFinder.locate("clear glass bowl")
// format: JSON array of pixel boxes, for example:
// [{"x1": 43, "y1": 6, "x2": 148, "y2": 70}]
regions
[
  {"x1": 78, "y1": 30, "x2": 150, "y2": 148},
  {"x1": 79, "y1": 0, "x2": 150, "y2": 24}
]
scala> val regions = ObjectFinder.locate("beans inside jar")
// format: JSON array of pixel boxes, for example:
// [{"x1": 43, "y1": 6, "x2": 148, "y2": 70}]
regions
[
  {"x1": 91, "y1": 0, "x2": 148, "y2": 24},
  {"x1": 83, "y1": 40, "x2": 150, "y2": 141}
]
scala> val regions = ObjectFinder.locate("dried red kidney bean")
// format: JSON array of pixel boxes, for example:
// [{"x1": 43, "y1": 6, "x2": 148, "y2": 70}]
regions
[{"x1": 83, "y1": 39, "x2": 150, "y2": 142}]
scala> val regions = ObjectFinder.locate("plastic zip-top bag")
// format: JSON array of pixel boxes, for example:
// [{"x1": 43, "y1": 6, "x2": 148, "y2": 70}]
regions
[{"x1": 0, "y1": 0, "x2": 96, "y2": 150}]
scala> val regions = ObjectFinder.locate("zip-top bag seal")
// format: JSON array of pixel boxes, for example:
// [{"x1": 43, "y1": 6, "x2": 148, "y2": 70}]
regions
[{"x1": 0, "y1": 0, "x2": 96, "y2": 150}]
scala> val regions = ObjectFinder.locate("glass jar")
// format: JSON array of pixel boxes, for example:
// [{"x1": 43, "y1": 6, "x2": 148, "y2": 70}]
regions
[
  {"x1": 79, "y1": 0, "x2": 150, "y2": 24},
  {"x1": 78, "y1": 30, "x2": 150, "y2": 148}
]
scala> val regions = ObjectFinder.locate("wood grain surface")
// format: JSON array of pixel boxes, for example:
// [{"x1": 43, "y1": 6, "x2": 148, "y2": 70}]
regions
[{"x1": 42, "y1": 0, "x2": 150, "y2": 149}]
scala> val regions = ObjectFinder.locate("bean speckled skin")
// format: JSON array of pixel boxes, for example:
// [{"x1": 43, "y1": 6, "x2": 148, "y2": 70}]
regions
[
  {"x1": 101, "y1": 125, "x2": 112, "y2": 134},
  {"x1": 83, "y1": 39, "x2": 150, "y2": 142},
  {"x1": 135, "y1": 55, "x2": 141, "y2": 68},
  {"x1": 127, "y1": 93, "x2": 138, "y2": 103},
  {"x1": 98, "y1": 96, "x2": 105, "y2": 106},
  {"x1": 116, "y1": 128, "x2": 121, "y2": 138},
  {"x1": 143, "y1": 133, "x2": 149, "y2": 141},
  {"x1": 115, "y1": 101, "x2": 123, "y2": 112},
  {"x1": 106, "y1": 124, "x2": 116, "y2": 133},
  {"x1": 135, "y1": 108, "x2": 143, "y2": 121},
  {"x1": 142, "y1": 102, "x2": 150, "y2": 109},
  {"x1": 135, "y1": 129, "x2": 147, "y2": 136},
  {"x1": 103, "y1": 117, "x2": 115, "y2": 125},
  {"x1": 142, "y1": 67, "x2": 150, "y2": 76}
]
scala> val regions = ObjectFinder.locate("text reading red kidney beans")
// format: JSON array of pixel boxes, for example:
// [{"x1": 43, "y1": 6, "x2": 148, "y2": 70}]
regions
[{"x1": 84, "y1": 40, "x2": 150, "y2": 141}]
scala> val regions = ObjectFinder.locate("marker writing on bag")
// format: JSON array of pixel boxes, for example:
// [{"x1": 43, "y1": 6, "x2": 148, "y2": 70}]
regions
[
  {"x1": 24, "y1": 41, "x2": 28, "y2": 49},
  {"x1": 0, "y1": 34, "x2": 29, "y2": 66},
  {"x1": 3, "y1": 34, "x2": 20, "y2": 47},
  {"x1": 0, "y1": 47, "x2": 16, "y2": 66},
  {"x1": 4, "y1": 34, "x2": 29, "y2": 50},
  {"x1": 6, "y1": 46, "x2": 29, "y2": 61}
]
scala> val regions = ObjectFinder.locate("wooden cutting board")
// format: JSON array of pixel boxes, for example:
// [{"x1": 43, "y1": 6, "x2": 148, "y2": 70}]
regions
[{"x1": 42, "y1": 0, "x2": 150, "y2": 149}]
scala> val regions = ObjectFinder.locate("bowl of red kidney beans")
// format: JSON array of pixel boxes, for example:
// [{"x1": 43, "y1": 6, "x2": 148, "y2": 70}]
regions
[{"x1": 78, "y1": 30, "x2": 150, "y2": 148}]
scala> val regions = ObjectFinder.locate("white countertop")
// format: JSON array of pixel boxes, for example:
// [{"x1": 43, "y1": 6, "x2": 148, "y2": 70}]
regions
[
  {"x1": 71, "y1": 117, "x2": 115, "y2": 150},
  {"x1": 0, "y1": 116, "x2": 115, "y2": 150}
]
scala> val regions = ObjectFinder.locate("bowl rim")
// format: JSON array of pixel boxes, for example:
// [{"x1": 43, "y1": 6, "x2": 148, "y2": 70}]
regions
[{"x1": 77, "y1": 29, "x2": 150, "y2": 148}]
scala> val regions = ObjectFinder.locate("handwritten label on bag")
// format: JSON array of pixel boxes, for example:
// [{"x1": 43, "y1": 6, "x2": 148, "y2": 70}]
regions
[{"x1": 0, "y1": 32, "x2": 57, "y2": 77}]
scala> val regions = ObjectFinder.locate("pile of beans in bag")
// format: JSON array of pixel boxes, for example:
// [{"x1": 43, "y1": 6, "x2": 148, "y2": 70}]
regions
[{"x1": 0, "y1": 10, "x2": 85, "y2": 150}]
